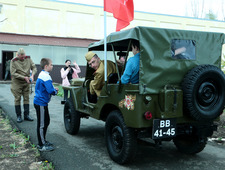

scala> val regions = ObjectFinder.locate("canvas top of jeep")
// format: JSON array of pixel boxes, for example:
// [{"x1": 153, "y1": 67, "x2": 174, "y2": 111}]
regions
[
  {"x1": 64, "y1": 26, "x2": 225, "y2": 164},
  {"x1": 89, "y1": 26, "x2": 225, "y2": 94}
]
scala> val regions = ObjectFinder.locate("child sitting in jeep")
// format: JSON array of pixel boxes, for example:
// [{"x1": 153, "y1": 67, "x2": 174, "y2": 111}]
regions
[{"x1": 121, "y1": 40, "x2": 140, "y2": 84}]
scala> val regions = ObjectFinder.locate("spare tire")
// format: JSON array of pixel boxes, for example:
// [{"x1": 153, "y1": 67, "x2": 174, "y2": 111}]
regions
[{"x1": 182, "y1": 65, "x2": 225, "y2": 121}]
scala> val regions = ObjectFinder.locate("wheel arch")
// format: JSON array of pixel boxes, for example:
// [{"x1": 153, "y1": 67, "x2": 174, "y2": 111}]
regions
[
  {"x1": 66, "y1": 87, "x2": 79, "y2": 109},
  {"x1": 100, "y1": 104, "x2": 120, "y2": 121}
]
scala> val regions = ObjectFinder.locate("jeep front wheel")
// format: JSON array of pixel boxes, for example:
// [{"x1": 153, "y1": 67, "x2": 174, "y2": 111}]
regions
[
  {"x1": 173, "y1": 134, "x2": 207, "y2": 154},
  {"x1": 105, "y1": 110, "x2": 137, "y2": 164},
  {"x1": 64, "y1": 98, "x2": 80, "y2": 135}
]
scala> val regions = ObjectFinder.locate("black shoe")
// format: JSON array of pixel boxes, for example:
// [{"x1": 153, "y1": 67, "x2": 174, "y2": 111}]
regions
[
  {"x1": 24, "y1": 115, "x2": 33, "y2": 121},
  {"x1": 61, "y1": 100, "x2": 66, "y2": 104},
  {"x1": 17, "y1": 116, "x2": 23, "y2": 123}
]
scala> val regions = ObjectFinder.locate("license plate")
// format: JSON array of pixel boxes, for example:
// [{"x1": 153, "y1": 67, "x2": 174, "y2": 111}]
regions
[{"x1": 152, "y1": 119, "x2": 176, "y2": 139}]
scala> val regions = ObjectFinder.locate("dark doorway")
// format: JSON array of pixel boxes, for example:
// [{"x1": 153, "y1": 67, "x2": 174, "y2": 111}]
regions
[{"x1": 1, "y1": 51, "x2": 15, "y2": 80}]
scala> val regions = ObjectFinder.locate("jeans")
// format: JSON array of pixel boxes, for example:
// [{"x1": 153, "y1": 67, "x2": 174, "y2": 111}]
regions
[{"x1": 4, "y1": 70, "x2": 10, "y2": 80}]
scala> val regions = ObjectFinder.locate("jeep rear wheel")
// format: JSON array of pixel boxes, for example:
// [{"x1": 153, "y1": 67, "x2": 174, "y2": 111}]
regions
[
  {"x1": 182, "y1": 65, "x2": 225, "y2": 121},
  {"x1": 64, "y1": 98, "x2": 80, "y2": 135},
  {"x1": 173, "y1": 134, "x2": 207, "y2": 154},
  {"x1": 105, "y1": 110, "x2": 137, "y2": 164}
]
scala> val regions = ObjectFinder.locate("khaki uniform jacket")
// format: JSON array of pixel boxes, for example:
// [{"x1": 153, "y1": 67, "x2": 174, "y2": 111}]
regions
[
  {"x1": 10, "y1": 56, "x2": 37, "y2": 83},
  {"x1": 90, "y1": 60, "x2": 116, "y2": 96}
]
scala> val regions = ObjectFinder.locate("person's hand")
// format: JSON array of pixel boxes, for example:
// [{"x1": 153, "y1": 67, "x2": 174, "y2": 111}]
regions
[
  {"x1": 66, "y1": 67, "x2": 71, "y2": 72},
  {"x1": 24, "y1": 76, "x2": 30, "y2": 84},
  {"x1": 55, "y1": 87, "x2": 59, "y2": 94},
  {"x1": 30, "y1": 75, "x2": 34, "y2": 82}
]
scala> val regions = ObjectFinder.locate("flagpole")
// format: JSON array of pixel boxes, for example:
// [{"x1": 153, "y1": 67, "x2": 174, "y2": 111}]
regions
[{"x1": 104, "y1": 11, "x2": 107, "y2": 83}]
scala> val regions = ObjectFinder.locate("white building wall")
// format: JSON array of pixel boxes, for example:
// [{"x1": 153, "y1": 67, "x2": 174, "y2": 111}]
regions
[
  {"x1": 0, "y1": 0, "x2": 224, "y2": 39},
  {"x1": 0, "y1": 0, "x2": 224, "y2": 65}
]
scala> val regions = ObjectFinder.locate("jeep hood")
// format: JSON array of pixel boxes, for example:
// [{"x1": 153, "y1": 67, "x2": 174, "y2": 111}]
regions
[{"x1": 89, "y1": 26, "x2": 225, "y2": 94}]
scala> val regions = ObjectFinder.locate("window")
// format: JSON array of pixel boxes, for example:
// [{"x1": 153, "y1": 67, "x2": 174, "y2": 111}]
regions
[{"x1": 171, "y1": 39, "x2": 196, "y2": 60}]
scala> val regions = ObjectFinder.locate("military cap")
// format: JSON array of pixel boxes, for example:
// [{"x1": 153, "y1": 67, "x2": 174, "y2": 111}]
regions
[
  {"x1": 85, "y1": 51, "x2": 96, "y2": 62},
  {"x1": 17, "y1": 48, "x2": 25, "y2": 55}
]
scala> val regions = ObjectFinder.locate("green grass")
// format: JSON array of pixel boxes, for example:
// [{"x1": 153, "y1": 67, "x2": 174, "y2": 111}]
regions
[
  {"x1": 30, "y1": 143, "x2": 36, "y2": 148},
  {"x1": 41, "y1": 161, "x2": 55, "y2": 170},
  {"x1": 9, "y1": 154, "x2": 18, "y2": 158},
  {"x1": 9, "y1": 142, "x2": 19, "y2": 150},
  {"x1": 1, "y1": 116, "x2": 10, "y2": 124},
  {"x1": 0, "y1": 110, "x2": 54, "y2": 169},
  {"x1": 1, "y1": 154, "x2": 6, "y2": 158}
]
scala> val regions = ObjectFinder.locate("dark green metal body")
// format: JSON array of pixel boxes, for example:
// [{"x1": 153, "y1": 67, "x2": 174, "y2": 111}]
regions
[{"x1": 64, "y1": 83, "x2": 190, "y2": 129}]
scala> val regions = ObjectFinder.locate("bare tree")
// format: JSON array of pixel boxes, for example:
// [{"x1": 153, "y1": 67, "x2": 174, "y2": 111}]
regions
[
  {"x1": 188, "y1": 0, "x2": 205, "y2": 18},
  {"x1": 205, "y1": 10, "x2": 217, "y2": 20},
  {"x1": 221, "y1": 0, "x2": 225, "y2": 21},
  {"x1": 200, "y1": 0, "x2": 205, "y2": 18},
  {"x1": 186, "y1": 0, "x2": 225, "y2": 21}
]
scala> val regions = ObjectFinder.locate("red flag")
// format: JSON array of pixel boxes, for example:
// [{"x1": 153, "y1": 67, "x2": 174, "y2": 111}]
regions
[
  {"x1": 104, "y1": 0, "x2": 134, "y2": 31},
  {"x1": 116, "y1": 19, "x2": 129, "y2": 32}
]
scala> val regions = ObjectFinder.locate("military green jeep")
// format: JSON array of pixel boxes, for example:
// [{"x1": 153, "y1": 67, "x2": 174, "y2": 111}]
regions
[{"x1": 63, "y1": 26, "x2": 225, "y2": 164}]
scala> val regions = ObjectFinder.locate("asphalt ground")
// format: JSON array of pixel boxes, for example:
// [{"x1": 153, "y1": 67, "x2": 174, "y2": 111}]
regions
[{"x1": 1, "y1": 82, "x2": 225, "y2": 170}]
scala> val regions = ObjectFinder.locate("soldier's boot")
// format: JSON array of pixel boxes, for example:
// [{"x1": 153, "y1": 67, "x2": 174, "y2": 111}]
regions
[
  {"x1": 24, "y1": 104, "x2": 33, "y2": 121},
  {"x1": 15, "y1": 105, "x2": 22, "y2": 123}
]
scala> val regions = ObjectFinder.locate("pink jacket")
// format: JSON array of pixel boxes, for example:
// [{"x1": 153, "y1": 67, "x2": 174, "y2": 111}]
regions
[{"x1": 61, "y1": 63, "x2": 81, "y2": 86}]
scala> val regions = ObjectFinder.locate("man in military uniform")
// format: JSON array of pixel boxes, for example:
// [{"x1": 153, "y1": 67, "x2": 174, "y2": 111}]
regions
[
  {"x1": 85, "y1": 51, "x2": 116, "y2": 100},
  {"x1": 10, "y1": 48, "x2": 37, "y2": 123}
]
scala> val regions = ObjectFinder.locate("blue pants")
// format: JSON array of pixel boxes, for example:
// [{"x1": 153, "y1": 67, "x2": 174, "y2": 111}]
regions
[{"x1": 4, "y1": 70, "x2": 10, "y2": 80}]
